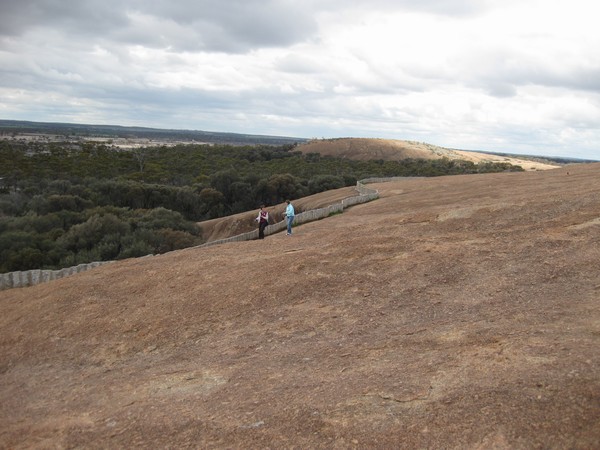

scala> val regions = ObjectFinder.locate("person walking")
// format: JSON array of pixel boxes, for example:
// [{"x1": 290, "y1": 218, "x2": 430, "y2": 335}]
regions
[
  {"x1": 284, "y1": 200, "x2": 295, "y2": 235},
  {"x1": 255, "y1": 204, "x2": 269, "y2": 239}
]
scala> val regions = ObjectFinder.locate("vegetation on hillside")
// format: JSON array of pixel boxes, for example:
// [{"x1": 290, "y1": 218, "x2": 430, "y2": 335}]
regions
[{"x1": 0, "y1": 140, "x2": 523, "y2": 272}]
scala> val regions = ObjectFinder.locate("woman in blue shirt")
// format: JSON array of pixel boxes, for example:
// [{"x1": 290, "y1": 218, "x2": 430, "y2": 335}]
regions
[{"x1": 284, "y1": 200, "x2": 295, "y2": 235}]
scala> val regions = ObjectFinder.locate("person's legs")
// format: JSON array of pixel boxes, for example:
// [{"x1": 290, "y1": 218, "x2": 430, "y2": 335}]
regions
[
  {"x1": 259, "y1": 221, "x2": 266, "y2": 239},
  {"x1": 287, "y1": 216, "x2": 293, "y2": 234}
]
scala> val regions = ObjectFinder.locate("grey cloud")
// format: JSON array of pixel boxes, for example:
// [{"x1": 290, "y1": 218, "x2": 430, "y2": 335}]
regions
[
  {"x1": 275, "y1": 50, "x2": 426, "y2": 97},
  {"x1": 1, "y1": 0, "x2": 497, "y2": 55},
  {"x1": 1, "y1": 0, "x2": 317, "y2": 53},
  {"x1": 480, "y1": 64, "x2": 600, "y2": 99},
  {"x1": 116, "y1": 0, "x2": 318, "y2": 53},
  {"x1": 314, "y1": 0, "x2": 497, "y2": 17},
  {"x1": 275, "y1": 53, "x2": 330, "y2": 75},
  {"x1": 483, "y1": 82, "x2": 518, "y2": 98},
  {"x1": 452, "y1": 44, "x2": 600, "y2": 99},
  {"x1": 141, "y1": 0, "x2": 317, "y2": 47},
  {"x1": 558, "y1": 67, "x2": 600, "y2": 94},
  {"x1": 0, "y1": 0, "x2": 129, "y2": 37}
]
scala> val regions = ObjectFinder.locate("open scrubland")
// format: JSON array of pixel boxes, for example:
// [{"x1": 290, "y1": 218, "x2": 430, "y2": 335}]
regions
[{"x1": 1, "y1": 162, "x2": 599, "y2": 448}]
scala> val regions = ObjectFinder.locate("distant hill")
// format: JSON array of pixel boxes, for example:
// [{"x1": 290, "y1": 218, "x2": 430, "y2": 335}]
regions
[
  {"x1": 0, "y1": 119, "x2": 308, "y2": 146},
  {"x1": 4, "y1": 120, "x2": 590, "y2": 168},
  {"x1": 2, "y1": 120, "x2": 588, "y2": 168},
  {"x1": 296, "y1": 138, "x2": 561, "y2": 171}
]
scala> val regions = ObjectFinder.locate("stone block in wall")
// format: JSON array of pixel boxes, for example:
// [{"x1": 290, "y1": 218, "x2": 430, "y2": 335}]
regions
[
  {"x1": 0, "y1": 273, "x2": 9, "y2": 290},
  {"x1": 30, "y1": 270, "x2": 42, "y2": 286},
  {"x1": 10, "y1": 271, "x2": 22, "y2": 288},
  {"x1": 41, "y1": 271, "x2": 54, "y2": 283}
]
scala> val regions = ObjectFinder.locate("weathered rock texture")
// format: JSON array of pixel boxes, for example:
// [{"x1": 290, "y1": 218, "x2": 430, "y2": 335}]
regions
[{"x1": 1, "y1": 163, "x2": 599, "y2": 449}]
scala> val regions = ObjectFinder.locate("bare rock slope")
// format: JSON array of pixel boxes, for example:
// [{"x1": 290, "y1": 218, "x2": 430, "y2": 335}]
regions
[{"x1": 1, "y1": 163, "x2": 600, "y2": 449}]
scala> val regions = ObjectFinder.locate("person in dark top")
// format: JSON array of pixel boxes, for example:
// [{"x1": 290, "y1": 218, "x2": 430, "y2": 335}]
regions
[{"x1": 255, "y1": 204, "x2": 269, "y2": 239}]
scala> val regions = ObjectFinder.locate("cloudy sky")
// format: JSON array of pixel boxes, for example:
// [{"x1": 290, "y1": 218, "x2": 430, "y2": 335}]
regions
[{"x1": 1, "y1": 0, "x2": 599, "y2": 160}]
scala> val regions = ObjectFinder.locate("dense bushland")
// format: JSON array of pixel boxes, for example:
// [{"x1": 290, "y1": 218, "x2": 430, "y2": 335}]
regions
[{"x1": 0, "y1": 140, "x2": 522, "y2": 272}]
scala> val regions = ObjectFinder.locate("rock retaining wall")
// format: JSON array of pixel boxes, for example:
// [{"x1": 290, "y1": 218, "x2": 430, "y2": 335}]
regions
[
  {"x1": 0, "y1": 261, "x2": 114, "y2": 291},
  {"x1": 197, "y1": 180, "x2": 379, "y2": 248}
]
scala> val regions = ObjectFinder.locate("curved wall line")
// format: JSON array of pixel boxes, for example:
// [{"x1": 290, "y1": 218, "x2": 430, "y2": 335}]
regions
[{"x1": 196, "y1": 180, "x2": 379, "y2": 248}]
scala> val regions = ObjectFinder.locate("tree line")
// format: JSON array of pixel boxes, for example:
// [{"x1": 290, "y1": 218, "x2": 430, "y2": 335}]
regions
[{"x1": 0, "y1": 140, "x2": 523, "y2": 272}]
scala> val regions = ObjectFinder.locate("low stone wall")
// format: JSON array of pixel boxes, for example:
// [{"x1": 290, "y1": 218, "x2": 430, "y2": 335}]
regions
[
  {"x1": 0, "y1": 261, "x2": 115, "y2": 291},
  {"x1": 0, "y1": 180, "x2": 380, "y2": 290},
  {"x1": 198, "y1": 180, "x2": 379, "y2": 248},
  {"x1": 359, "y1": 176, "x2": 422, "y2": 185}
]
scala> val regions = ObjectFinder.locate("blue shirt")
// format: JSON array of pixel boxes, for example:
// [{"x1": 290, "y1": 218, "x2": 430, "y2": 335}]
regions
[{"x1": 286, "y1": 203, "x2": 295, "y2": 217}]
